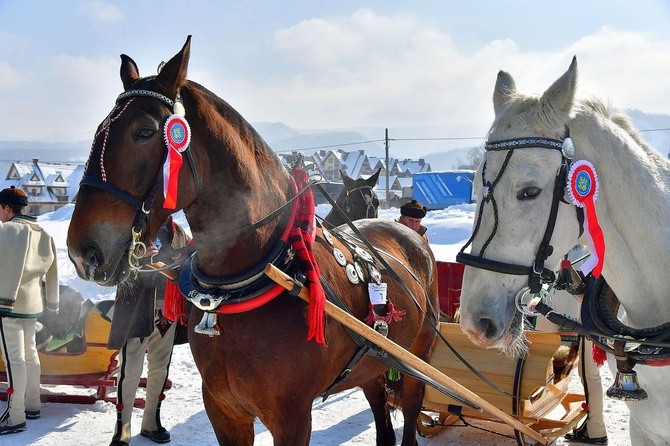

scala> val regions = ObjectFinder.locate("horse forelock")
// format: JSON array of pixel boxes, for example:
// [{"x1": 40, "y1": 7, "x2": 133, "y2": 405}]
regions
[{"x1": 489, "y1": 94, "x2": 569, "y2": 141}]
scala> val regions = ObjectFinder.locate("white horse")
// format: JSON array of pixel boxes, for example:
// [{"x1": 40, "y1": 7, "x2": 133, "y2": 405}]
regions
[{"x1": 457, "y1": 57, "x2": 670, "y2": 445}]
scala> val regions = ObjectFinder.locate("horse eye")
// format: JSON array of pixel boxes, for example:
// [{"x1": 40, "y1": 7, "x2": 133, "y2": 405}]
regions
[
  {"x1": 517, "y1": 186, "x2": 541, "y2": 200},
  {"x1": 135, "y1": 126, "x2": 157, "y2": 141}
]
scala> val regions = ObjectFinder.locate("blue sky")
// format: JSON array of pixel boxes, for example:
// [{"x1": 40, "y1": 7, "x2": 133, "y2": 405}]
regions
[{"x1": 1, "y1": 0, "x2": 669, "y2": 148}]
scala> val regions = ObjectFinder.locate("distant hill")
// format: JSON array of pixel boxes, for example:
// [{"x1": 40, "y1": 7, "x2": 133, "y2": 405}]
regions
[
  {"x1": 625, "y1": 109, "x2": 670, "y2": 157},
  {"x1": 0, "y1": 109, "x2": 667, "y2": 167},
  {"x1": 0, "y1": 140, "x2": 90, "y2": 163}
]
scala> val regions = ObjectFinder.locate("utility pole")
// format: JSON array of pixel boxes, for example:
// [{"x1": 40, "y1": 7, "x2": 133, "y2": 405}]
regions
[{"x1": 385, "y1": 128, "x2": 389, "y2": 209}]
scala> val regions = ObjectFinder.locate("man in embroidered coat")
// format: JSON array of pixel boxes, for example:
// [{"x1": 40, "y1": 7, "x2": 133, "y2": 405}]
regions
[
  {"x1": 0, "y1": 186, "x2": 59, "y2": 435},
  {"x1": 108, "y1": 217, "x2": 190, "y2": 446}
]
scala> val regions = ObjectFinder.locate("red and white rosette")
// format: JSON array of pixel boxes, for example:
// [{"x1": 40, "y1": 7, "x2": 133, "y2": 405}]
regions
[
  {"x1": 567, "y1": 160, "x2": 605, "y2": 277},
  {"x1": 162, "y1": 114, "x2": 191, "y2": 209}
]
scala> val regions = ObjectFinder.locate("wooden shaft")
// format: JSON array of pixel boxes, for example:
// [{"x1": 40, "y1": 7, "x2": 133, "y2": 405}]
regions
[{"x1": 264, "y1": 263, "x2": 548, "y2": 445}]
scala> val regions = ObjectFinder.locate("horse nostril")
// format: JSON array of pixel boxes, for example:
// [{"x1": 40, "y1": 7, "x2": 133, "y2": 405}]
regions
[
  {"x1": 83, "y1": 247, "x2": 100, "y2": 277},
  {"x1": 477, "y1": 317, "x2": 500, "y2": 340}
]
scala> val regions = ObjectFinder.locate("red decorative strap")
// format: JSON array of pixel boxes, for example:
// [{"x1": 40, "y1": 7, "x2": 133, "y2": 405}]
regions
[{"x1": 289, "y1": 168, "x2": 326, "y2": 345}]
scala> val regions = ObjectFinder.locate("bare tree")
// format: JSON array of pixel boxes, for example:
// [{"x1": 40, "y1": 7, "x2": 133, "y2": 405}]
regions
[{"x1": 455, "y1": 145, "x2": 484, "y2": 170}]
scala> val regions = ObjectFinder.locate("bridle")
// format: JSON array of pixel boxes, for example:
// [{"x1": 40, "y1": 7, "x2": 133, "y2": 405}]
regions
[
  {"x1": 456, "y1": 128, "x2": 584, "y2": 313},
  {"x1": 340, "y1": 185, "x2": 379, "y2": 219},
  {"x1": 79, "y1": 88, "x2": 201, "y2": 271}
]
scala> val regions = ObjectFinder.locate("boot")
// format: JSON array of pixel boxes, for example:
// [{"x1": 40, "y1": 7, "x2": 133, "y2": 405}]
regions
[{"x1": 565, "y1": 421, "x2": 608, "y2": 445}]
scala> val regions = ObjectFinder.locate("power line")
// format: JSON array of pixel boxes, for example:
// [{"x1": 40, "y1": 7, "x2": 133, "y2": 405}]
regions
[
  {"x1": 274, "y1": 139, "x2": 385, "y2": 153},
  {"x1": 390, "y1": 136, "x2": 484, "y2": 142},
  {"x1": 639, "y1": 128, "x2": 670, "y2": 133}
]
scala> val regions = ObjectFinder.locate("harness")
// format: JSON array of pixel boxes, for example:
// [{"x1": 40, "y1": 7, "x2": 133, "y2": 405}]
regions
[
  {"x1": 79, "y1": 88, "x2": 201, "y2": 271},
  {"x1": 455, "y1": 127, "x2": 670, "y2": 397},
  {"x1": 339, "y1": 185, "x2": 379, "y2": 219},
  {"x1": 456, "y1": 129, "x2": 583, "y2": 312}
]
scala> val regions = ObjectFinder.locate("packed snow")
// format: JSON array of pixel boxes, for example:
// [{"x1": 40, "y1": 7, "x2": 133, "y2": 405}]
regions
[{"x1": 0, "y1": 203, "x2": 632, "y2": 445}]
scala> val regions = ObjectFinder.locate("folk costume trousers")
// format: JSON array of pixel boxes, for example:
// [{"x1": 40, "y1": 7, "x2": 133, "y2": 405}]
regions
[
  {"x1": 0, "y1": 317, "x2": 41, "y2": 426},
  {"x1": 579, "y1": 336, "x2": 607, "y2": 438},
  {"x1": 113, "y1": 321, "x2": 176, "y2": 443}
]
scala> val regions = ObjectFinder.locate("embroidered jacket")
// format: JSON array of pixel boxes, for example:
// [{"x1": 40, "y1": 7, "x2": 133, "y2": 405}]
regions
[{"x1": 0, "y1": 215, "x2": 59, "y2": 318}]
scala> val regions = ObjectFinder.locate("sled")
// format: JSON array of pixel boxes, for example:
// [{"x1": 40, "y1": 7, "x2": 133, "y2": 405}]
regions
[
  {"x1": 0, "y1": 299, "x2": 169, "y2": 407},
  {"x1": 413, "y1": 262, "x2": 587, "y2": 445}
]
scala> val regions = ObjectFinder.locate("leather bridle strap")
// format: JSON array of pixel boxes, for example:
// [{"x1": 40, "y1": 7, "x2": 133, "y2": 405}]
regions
[{"x1": 456, "y1": 132, "x2": 572, "y2": 293}]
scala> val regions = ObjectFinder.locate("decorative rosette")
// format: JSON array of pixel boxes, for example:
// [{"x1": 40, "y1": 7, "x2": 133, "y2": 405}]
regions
[
  {"x1": 162, "y1": 115, "x2": 191, "y2": 209},
  {"x1": 567, "y1": 160, "x2": 605, "y2": 277}
]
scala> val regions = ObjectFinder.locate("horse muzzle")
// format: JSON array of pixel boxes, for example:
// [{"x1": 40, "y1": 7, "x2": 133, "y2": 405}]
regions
[{"x1": 68, "y1": 245, "x2": 131, "y2": 286}]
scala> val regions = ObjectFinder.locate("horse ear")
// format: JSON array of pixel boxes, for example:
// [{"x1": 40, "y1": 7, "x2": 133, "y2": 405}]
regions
[
  {"x1": 367, "y1": 168, "x2": 381, "y2": 187},
  {"x1": 120, "y1": 54, "x2": 140, "y2": 91},
  {"x1": 155, "y1": 35, "x2": 192, "y2": 100},
  {"x1": 539, "y1": 56, "x2": 577, "y2": 121},
  {"x1": 341, "y1": 170, "x2": 354, "y2": 187},
  {"x1": 493, "y1": 70, "x2": 516, "y2": 116}
]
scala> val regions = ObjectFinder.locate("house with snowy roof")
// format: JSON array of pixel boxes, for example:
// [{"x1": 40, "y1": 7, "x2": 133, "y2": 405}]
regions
[{"x1": 0, "y1": 159, "x2": 83, "y2": 216}]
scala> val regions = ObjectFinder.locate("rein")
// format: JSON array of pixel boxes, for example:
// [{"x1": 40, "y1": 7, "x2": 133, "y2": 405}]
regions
[{"x1": 315, "y1": 182, "x2": 518, "y2": 397}]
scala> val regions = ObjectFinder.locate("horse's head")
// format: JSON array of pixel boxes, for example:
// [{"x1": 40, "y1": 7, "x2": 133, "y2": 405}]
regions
[
  {"x1": 325, "y1": 168, "x2": 381, "y2": 226},
  {"x1": 458, "y1": 58, "x2": 582, "y2": 353},
  {"x1": 67, "y1": 36, "x2": 198, "y2": 285}
]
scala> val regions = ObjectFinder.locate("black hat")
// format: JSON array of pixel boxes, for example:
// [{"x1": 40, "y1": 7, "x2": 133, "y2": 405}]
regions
[
  {"x1": 0, "y1": 186, "x2": 28, "y2": 207},
  {"x1": 400, "y1": 199, "x2": 426, "y2": 219}
]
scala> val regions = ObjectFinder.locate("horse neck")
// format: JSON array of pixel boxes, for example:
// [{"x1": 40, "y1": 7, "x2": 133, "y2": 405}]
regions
[
  {"x1": 571, "y1": 112, "x2": 670, "y2": 325},
  {"x1": 184, "y1": 89, "x2": 292, "y2": 277}
]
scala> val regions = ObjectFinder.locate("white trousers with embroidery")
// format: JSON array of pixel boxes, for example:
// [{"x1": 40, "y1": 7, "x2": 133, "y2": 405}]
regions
[
  {"x1": 579, "y1": 336, "x2": 607, "y2": 438},
  {"x1": 0, "y1": 317, "x2": 41, "y2": 425},
  {"x1": 113, "y1": 322, "x2": 176, "y2": 442}
]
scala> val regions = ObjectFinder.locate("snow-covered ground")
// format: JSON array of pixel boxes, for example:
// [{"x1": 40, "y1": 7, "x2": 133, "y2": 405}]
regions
[{"x1": 0, "y1": 204, "x2": 631, "y2": 445}]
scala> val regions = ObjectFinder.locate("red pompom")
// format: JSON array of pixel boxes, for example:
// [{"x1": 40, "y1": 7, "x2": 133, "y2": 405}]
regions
[{"x1": 592, "y1": 343, "x2": 607, "y2": 366}]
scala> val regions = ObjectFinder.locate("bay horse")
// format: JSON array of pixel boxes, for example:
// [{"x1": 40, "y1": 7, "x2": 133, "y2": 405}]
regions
[
  {"x1": 323, "y1": 168, "x2": 381, "y2": 227},
  {"x1": 456, "y1": 57, "x2": 670, "y2": 445},
  {"x1": 66, "y1": 36, "x2": 439, "y2": 445}
]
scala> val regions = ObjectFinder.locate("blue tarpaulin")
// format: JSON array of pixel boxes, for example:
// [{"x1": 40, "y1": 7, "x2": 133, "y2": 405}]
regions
[{"x1": 412, "y1": 170, "x2": 475, "y2": 209}]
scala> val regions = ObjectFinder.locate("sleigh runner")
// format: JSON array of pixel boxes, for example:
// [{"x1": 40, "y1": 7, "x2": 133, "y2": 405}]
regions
[
  {"x1": 0, "y1": 299, "x2": 119, "y2": 405},
  {"x1": 0, "y1": 296, "x2": 170, "y2": 407}
]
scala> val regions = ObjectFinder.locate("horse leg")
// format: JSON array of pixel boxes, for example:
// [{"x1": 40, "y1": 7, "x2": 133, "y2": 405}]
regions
[
  {"x1": 202, "y1": 387, "x2": 254, "y2": 446},
  {"x1": 361, "y1": 375, "x2": 396, "y2": 446},
  {"x1": 258, "y1": 397, "x2": 314, "y2": 446},
  {"x1": 397, "y1": 375, "x2": 425, "y2": 446}
]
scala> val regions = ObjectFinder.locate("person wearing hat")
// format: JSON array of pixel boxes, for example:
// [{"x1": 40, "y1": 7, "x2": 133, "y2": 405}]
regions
[
  {"x1": 0, "y1": 186, "x2": 59, "y2": 435},
  {"x1": 397, "y1": 199, "x2": 429, "y2": 242},
  {"x1": 108, "y1": 216, "x2": 190, "y2": 446}
]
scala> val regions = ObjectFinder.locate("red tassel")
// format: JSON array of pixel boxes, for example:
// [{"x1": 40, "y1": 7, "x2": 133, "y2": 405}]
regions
[
  {"x1": 363, "y1": 304, "x2": 379, "y2": 324},
  {"x1": 592, "y1": 343, "x2": 607, "y2": 366},
  {"x1": 383, "y1": 303, "x2": 406, "y2": 323},
  {"x1": 164, "y1": 279, "x2": 187, "y2": 325}
]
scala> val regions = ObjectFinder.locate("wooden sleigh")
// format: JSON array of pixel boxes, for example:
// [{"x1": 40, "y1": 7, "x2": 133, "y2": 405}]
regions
[
  {"x1": 265, "y1": 262, "x2": 587, "y2": 445},
  {"x1": 0, "y1": 299, "x2": 168, "y2": 407},
  {"x1": 413, "y1": 262, "x2": 587, "y2": 445}
]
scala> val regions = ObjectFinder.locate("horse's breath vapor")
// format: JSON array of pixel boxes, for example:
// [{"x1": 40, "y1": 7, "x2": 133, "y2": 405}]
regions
[{"x1": 66, "y1": 37, "x2": 442, "y2": 445}]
